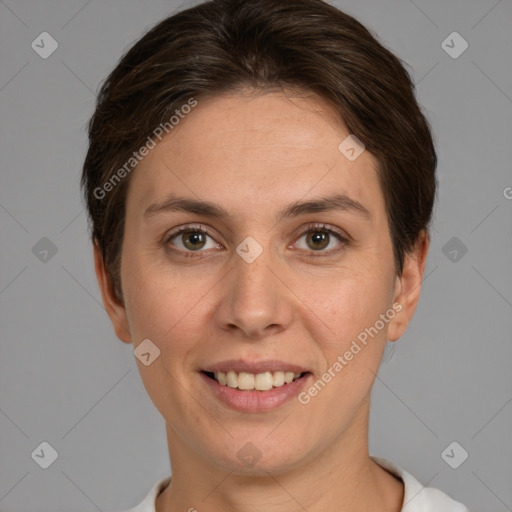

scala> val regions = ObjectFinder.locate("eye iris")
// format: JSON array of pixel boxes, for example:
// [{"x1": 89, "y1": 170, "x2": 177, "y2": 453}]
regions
[
  {"x1": 183, "y1": 231, "x2": 206, "y2": 250},
  {"x1": 307, "y1": 231, "x2": 329, "y2": 250}
]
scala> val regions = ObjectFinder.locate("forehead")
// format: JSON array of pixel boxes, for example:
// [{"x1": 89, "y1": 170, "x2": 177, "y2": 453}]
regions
[{"x1": 127, "y1": 91, "x2": 385, "y2": 225}]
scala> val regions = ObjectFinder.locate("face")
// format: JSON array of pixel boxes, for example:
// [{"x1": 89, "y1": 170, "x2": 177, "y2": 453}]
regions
[{"x1": 95, "y1": 90, "x2": 427, "y2": 475}]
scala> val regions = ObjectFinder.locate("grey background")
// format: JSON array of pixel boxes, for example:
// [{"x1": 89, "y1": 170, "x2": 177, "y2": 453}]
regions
[{"x1": 0, "y1": 0, "x2": 511, "y2": 510}]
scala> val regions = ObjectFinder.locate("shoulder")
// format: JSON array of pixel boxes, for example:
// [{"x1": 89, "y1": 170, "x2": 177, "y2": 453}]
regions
[
  {"x1": 371, "y1": 456, "x2": 469, "y2": 512},
  {"x1": 117, "y1": 476, "x2": 171, "y2": 512}
]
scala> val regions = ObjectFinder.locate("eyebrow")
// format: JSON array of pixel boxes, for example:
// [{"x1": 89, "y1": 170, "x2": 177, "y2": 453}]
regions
[{"x1": 143, "y1": 193, "x2": 371, "y2": 222}]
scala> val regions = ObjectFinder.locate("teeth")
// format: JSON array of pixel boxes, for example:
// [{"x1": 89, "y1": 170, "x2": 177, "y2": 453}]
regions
[
  {"x1": 212, "y1": 370, "x2": 303, "y2": 391},
  {"x1": 217, "y1": 371, "x2": 227, "y2": 386},
  {"x1": 272, "y1": 371, "x2": 285, "y2": 387},
  {"x1": 238, "y1": 372, "x2": 255, "y2": 390}
]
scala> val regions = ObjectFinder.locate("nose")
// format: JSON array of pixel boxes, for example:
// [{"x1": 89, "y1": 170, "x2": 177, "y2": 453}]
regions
[{"x1": 215, "y1": 242, "x2": 294, "y2": 340}]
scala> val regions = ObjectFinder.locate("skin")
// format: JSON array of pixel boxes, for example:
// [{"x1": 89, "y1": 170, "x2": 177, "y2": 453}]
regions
[{"x1": 94, "y1": 89, "x2": 429, "y2": 512}]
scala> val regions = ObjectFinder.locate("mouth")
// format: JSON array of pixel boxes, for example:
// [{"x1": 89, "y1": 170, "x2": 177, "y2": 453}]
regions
[
  {"x1": 201, "y1": 370, "x2": 309, "y2": 391},
  {"x1": 199, "y1": 359, "x2": 313, "y2": 411}
]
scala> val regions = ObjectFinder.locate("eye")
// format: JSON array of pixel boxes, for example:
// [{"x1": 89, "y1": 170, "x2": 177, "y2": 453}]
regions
[
  {"x1": 164, "y1": 222, "x2": 349, "y2": 258},
  {"x1": 165, "y1": 224, "x2": 220, "y2": 256},
  {"x1": 293, "y1": 223, "x2": 349, "y2": 256}
]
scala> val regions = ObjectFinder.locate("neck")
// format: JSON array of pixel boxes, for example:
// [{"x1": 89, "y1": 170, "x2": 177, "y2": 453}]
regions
[{"x1": 156, "y1": 405, "x2": 403, "y2": 512}]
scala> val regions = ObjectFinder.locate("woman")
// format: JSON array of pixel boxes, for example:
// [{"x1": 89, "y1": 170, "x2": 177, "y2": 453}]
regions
[{"x1": 81, "y1": 0, "x2": 469, "y2": 510}]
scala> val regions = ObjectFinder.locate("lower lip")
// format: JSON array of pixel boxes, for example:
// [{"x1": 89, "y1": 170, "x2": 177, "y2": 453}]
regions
[{"x1": 199, "y1": 372, "x2": 311, "y2": 412}]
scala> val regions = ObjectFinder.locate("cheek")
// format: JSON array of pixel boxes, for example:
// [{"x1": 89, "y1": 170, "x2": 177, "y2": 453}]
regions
[
  {"x1": 121, "y1": 259, "x2": 209, "y2": 410},
  {"x1": 312, "y1": 266, "x2": 392, "y2": 355},
  {"x1": 121, "y1": 253, "x2": 210, "y2": 349},
  {"x1": 307, "y1": 272, "x2": 390, "y2": 419}
]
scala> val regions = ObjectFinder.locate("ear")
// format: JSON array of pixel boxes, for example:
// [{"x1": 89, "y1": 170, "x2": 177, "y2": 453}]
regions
[
  {"x1": 93, "y1": 241, "x2": 132, "y2": 343},
  {"x1": 387, "y1": 230, "x2": 430, "y2": 342}
]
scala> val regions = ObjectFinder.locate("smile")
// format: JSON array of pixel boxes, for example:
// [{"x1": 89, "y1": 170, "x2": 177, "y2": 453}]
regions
[
  {"x1": 199, "y1": 361, "x2": 313, "y2": 412},
  {"x1": 205, "y1": 370, "x2": 305, "y2": 391}
]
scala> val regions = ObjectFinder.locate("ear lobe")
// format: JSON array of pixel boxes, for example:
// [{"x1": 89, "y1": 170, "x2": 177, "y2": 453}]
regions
[
  {"x1": 387, "y1": 230, "x2": 430, "y2": 342},
  {"x1": 93, "y1": 241, "x2": 132, "y2": 343}
]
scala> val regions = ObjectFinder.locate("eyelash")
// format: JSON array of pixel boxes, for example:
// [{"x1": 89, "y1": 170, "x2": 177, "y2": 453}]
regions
[{"x1": 164, "y1": 223, "x2": 350, "y2": 259}]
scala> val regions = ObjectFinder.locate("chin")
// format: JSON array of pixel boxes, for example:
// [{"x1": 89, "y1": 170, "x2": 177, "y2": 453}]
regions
[{"x1": 199, "y1": 433, "x2": 308, "y2": 476}]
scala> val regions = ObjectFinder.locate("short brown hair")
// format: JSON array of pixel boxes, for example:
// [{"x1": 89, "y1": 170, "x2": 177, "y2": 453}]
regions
[{"x1": 81, "y1": 0, "x2": 437, "y2": 300}]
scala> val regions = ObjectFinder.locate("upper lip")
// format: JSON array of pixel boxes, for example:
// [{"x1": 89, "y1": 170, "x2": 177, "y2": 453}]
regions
[{"x1": 202, "y1": 359, "x2": 310, "y2": 374}]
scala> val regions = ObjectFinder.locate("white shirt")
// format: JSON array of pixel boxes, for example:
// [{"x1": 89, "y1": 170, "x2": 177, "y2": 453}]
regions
[{"x1": 123, "y1": 456, "x2": 469, "y2": 512}]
